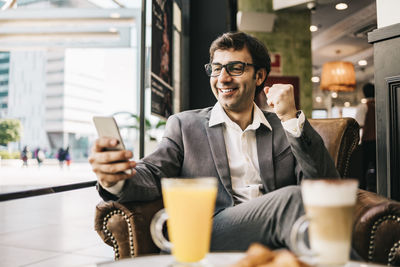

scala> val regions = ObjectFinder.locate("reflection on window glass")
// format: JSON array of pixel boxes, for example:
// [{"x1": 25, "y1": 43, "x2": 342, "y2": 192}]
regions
[{"x1": 0, "y1": 0, "x2": 157, "y2": 194}]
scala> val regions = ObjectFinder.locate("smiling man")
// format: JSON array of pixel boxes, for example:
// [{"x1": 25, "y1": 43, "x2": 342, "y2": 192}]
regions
[{"x1": 89, "y1": 32, "x2": 339, "y2": 251}]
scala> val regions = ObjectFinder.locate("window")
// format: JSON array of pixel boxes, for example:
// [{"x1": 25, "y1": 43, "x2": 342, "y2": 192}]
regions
[{"x1": 0, "y1": 0, "x2": 177, "y2": 198}]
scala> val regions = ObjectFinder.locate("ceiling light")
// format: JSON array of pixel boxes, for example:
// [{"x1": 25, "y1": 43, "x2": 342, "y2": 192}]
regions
[
  {"x1": 344, "y1": 102, "x2": 350, "y2": 107},
  {"x1": 358, "y1": 60, "x2": 368, "y2": 66},
  {"x1": 316, "y1": 96, "x2": 322, "y2": 103},
  {"x1": 331, "y1": 92, "x2": 338, "y2": 98},
  {"x1": 320, "y1": 61, "x2": 356, "y2": 92},
  {"x1": 306, "y1": 2, "x2": 317, "y2": 11},
  {"x1": 335, "y1": 3, "x2": 348, "y2": 10},
  {"x1": 310, "y1": 25, "x2": 318, "y2": 32},
  {"x1": 311, "y1": 76, "x2": 320, "y2": 83},
  {"x1": 361, "y1": 98, "x2": 367, "y2": 104}
]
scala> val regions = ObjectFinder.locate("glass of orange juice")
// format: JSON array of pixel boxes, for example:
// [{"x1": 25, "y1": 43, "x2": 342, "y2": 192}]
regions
[{"x1": 150, "y1": 177, "x2": 218, "y2": 266}]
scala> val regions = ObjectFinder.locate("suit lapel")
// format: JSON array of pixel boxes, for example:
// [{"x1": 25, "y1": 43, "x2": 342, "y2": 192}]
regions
[
  {"x1": 205, "y1": 123, "x2": 233, "y2": 194},
  {"x1": 256, "y1": 125, "x2": 276, "y2": 192}
]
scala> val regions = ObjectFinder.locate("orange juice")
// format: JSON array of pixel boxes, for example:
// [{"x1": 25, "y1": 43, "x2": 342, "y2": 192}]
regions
[{"x1": 162, "y1": 179, "x2": 217, "y2": 263}]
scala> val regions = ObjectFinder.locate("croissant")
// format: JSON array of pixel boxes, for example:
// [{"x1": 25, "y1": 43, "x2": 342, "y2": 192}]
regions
[{"x1": 230, "y1": 243, "x2": 310, "y2": 267}]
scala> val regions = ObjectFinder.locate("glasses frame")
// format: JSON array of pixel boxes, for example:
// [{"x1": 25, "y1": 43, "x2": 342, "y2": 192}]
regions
[{"x1": 204, "y1": 61, "x2": 257, "y2": 77}]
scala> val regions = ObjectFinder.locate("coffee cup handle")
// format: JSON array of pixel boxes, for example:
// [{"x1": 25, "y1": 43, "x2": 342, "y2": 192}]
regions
[
  {"x1": 290, "y1": 215, "x2": 314, "y2": 257},
  {"x1": 150, "y1": 209, "x2": 172, "y2": 252}
]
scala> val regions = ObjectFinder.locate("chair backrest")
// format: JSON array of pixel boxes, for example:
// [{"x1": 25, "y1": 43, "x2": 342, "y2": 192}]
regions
[{"x1": 309, "y1": 118, "x2": 360, "y2": 177}]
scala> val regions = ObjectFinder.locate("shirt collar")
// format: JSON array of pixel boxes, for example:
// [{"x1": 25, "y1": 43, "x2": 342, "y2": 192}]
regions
[{"x1": 209, "y1": 102, "x2": 272, "y2": 131}]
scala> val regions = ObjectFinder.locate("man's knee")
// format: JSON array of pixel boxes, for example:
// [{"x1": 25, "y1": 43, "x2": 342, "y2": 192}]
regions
[
  {"x1": 272, "y1": 185, "x2": 302, "y2": 203},
  {"x1": 270, "y1": 185, "x2": 304, "y2": 224}
]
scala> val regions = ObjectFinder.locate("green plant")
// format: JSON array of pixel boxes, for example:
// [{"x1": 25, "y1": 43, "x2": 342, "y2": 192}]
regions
[{"x1": 0, "y1": 119, "x2": 21, "y2": 146}]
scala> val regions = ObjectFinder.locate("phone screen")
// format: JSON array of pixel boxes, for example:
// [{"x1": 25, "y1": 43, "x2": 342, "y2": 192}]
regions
[{"x1": 93, "y1": 116, "x2": 126, "y2": 151}]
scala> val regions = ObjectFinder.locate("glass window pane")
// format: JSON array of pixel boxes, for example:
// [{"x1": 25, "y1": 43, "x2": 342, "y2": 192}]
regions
[{"x1": 0, "y1": 0, "x2": 144, "y2": 195}]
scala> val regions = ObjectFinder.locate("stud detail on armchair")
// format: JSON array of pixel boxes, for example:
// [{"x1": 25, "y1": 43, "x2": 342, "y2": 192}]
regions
[
  {"x1": 368, "y1": 214, "x2": 400, "y2": 265},
  {"x1": 388, "y1": 240, "x2": 400, "y2": 266},
  {"x1": 342, "y1": 128, "x2": 359, "y2": 177},
  {"x1": 102, "y1": 209, "x2": 135, "y2": 259}
]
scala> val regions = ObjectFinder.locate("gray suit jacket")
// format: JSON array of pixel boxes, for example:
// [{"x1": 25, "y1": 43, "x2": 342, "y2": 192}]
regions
[{"x1": 98, "y1": 107, "x2": 339, "y2": 213}]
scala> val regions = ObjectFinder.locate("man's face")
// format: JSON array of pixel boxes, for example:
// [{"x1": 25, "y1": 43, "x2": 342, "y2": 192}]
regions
[{"x1": 210, "y1": 48, "x2": 264, "y2": 114}]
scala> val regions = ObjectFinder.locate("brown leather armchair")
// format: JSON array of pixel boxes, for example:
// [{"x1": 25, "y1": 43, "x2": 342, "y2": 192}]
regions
[{"x1": 94, "y1": 118, "x2": 400, "y2": 266}]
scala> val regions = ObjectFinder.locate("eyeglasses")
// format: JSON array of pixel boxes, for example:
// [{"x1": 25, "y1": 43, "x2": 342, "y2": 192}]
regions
[{"x1": 204, "y1": 61, "x2": 257, "y2": 77}]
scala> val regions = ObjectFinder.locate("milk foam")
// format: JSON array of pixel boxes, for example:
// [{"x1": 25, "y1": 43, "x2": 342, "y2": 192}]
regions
[{"x1": 301, "y1": 180, "x2": 358, "y2": 206}]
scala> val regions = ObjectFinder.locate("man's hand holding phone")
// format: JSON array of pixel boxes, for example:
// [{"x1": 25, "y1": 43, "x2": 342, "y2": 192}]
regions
[
  {"x1": 89, "y1": 116, "x2": 136, "y2": 189},
  {"x1": 89, "y1": 137, "x2": 137, "y2": 188}
]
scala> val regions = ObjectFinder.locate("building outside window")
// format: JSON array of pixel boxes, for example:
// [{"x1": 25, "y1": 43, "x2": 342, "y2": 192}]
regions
[{"x1": 0, "y1": 0, "x2": 174, "y2": 197}]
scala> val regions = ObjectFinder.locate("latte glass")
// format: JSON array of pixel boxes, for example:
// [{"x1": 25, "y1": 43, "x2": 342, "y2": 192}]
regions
[
  {"x1": 291, "y1": 179, "x2": 359, "y2": 265},
  {"x1": 150, "y1": 177, "x2": 218, "y2": 267}
]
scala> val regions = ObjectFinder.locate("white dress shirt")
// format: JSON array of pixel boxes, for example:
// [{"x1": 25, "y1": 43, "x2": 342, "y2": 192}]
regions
[
  {"x1": 209, "y1": 102, "x2": 304, "y2": 203},
  {"x1": 104, "y1": 102, "x2": 305, "y2": 202}
]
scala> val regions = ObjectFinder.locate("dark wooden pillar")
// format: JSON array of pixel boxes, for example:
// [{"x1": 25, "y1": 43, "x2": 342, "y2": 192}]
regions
[
  {"x1": 368, "y1": 23, "x2": 400, "y2": 200},
  {"x1": 187, "y1": 0, "x2": 236, "y2": 110}
]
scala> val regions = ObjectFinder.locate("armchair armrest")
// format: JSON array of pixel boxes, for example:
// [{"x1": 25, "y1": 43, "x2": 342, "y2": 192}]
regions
[
  {"x1": 94, "y1": 199, "x2": 163, "y2": 259},
  {"x1": 353, "y1": 189, "x2": 400, "y2": 266}
]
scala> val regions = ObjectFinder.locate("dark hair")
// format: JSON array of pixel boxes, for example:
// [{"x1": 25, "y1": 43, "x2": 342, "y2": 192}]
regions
[
  {"x1": 209, "y1": 32, "x2": 271, "y2": 97},
  {"x1": 362, "y1": 83, "x2": 375, "y2": 98}
]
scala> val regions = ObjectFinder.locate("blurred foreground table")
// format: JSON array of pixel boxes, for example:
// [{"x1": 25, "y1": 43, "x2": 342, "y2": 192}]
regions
[{"x1": 86, "y1": 252, "x2": 388, "y2": 267}]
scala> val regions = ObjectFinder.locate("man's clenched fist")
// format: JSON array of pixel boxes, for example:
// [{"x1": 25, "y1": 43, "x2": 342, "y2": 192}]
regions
[{"x1": 264, "y1": 84, "x2": 297, "y2": 122}]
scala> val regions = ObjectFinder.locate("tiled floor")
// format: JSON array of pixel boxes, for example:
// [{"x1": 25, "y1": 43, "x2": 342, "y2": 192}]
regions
[{"x1": 0, "y1": 187, "x2": 114, "y2": 266}]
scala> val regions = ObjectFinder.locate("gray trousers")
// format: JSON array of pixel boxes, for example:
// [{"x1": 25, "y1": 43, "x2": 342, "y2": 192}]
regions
[
  {"x1": 211, "y1": 185, "x2": 303, "y2": 251},
  {"x1": 210, "y1": 185, "x2": 363, "y2": 261}
]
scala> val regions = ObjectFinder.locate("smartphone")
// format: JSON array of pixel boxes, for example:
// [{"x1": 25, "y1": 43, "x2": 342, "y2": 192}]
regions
[
  {"x1": 93, "y1": 116, "x2": 126, "y2": 151},
  {"x1": 93, "y1": 116, "x2": 133, "y2": 175}
]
